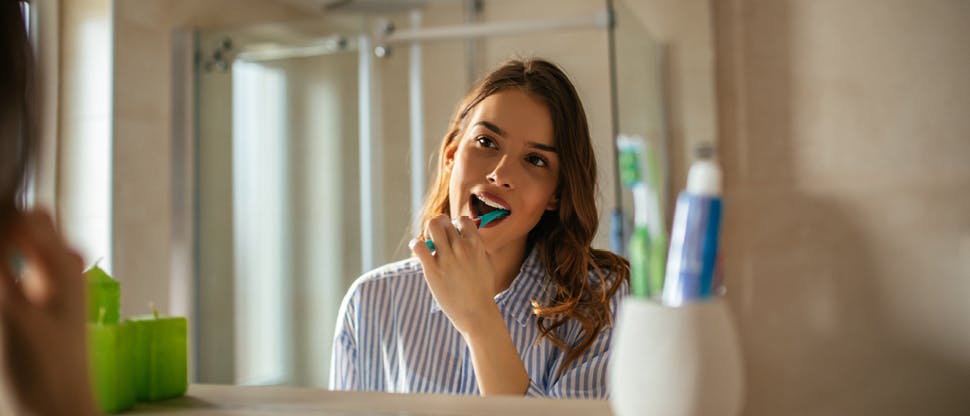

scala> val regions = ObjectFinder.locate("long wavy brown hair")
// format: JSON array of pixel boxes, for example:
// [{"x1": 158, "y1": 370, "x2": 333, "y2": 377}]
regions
[{"x1": 416, "y1": 58, "x2": 629, "y2": 374}]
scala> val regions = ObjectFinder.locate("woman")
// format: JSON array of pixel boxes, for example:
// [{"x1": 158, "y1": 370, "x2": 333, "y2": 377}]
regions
[
  {"x1": 331, "y1": 59, "x2": 630, "y2": 398},
  {"x1": 1, "y1": 2, "x2": 98, "y2": 415}
]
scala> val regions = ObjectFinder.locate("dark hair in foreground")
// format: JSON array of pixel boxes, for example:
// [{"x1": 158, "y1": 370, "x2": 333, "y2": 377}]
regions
[
  {"x1": 417, "y1": 59, "x2": 630, "y2": 375},
  {"x1": 0, "y1": 0, "x2": 34, "y2": 228}
]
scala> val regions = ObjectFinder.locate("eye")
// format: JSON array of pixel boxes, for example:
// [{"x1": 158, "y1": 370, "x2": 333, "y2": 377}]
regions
[
  {"x1": 475, "y1": 136, "x2": 497, "y2": 149},
  {"x1": 526, "y1": 154, "x2": 549, "y2": 168}
]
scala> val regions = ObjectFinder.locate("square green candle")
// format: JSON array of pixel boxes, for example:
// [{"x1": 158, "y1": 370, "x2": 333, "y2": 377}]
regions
[
  {"x1": 87, "y1": 322, "x2": 136, "y2": 414},
  {"x1": 127, "y1": 311, "x2": 188, "y2": 401},
  {"x1": 85, "y1": 265, "x2": 120, "y2": 324}
]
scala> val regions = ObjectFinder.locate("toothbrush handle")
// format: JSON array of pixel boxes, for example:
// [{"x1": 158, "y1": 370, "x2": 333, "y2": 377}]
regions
[
  {"x1": 423, "y1": 221, "x2": 472, "y2": 252},
  {"x1": 423, "y1": 213, "x2": 502, "y2": 253}
]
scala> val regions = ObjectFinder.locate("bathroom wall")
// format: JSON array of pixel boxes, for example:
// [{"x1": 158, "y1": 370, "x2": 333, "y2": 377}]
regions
[
  {"x1": 714, "y1": 0, "x2": 970, "y2": 414},
  {"x1": 112, "y1": 0, "x2": 309, "y2": 383},
  {"x1": 113, "y1": 0, "x2": 307, "y2": 314}
]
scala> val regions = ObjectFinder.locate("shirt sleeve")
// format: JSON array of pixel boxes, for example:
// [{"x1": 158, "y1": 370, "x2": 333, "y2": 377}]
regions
[
  {"x1": 525, "y1": 280, "x2": 629, "y2": 399},
  {"x1": 329, "y1": 285, "x2": 359, "y2": 390}
]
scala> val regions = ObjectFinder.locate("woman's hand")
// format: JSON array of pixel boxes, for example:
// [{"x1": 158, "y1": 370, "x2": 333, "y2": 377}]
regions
[
  {"x1": 410, "y1": 214, "x2": 531, "y2": 395},
  {"x1": 410, "y1": 214, "x2": 498, "y2": 335},
  {"x1": 0, "y1": 210, "x2": 98, "y2": 416}
]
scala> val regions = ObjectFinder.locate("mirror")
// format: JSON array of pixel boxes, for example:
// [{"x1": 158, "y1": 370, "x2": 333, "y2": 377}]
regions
[{"x1": 110, "y1": 0, "x2": 715, "y2": 392}]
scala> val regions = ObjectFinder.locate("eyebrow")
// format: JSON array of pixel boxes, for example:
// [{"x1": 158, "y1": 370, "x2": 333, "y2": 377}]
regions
[
  {"x1": 475, "y1": 121, "x2": 506, "y2": 137},
  {"x1": 528, "y1": 142, "x2": 558, "y2": 153},
  {"x1": 473, "y1": 121, "x2": 558, "y2": 153}
]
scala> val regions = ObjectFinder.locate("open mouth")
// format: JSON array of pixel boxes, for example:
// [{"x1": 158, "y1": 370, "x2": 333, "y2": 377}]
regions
[{"x1": 469, "y1": 193, "x2": 511, "y2": 226}]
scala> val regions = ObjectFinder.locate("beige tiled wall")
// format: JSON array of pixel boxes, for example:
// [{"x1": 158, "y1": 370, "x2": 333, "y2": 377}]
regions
[
  {"x1": 113, "y1": 0, "x2": 306, "y2": 316},
  {"x1": 113, "y1": 0, "x2": 309, "y2": 383},
  {"x1": 714, "y1": 0, "x2": 970, "y2": 414}
]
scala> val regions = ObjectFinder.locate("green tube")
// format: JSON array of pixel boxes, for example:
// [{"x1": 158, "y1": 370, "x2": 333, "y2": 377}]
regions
[{"x1": 629, "y1": 226, "x2": 652, "y2": 298}]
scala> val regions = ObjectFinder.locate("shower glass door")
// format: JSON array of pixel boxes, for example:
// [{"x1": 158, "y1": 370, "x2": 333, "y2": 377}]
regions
[{"x1": 194, "y1": 16, "x2": 367, "y2": 387}]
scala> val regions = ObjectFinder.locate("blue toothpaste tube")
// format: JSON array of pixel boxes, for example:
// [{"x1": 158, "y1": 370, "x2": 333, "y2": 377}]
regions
[{"x1": 662, "y1": 151, "x2": 723, "y2": 306}]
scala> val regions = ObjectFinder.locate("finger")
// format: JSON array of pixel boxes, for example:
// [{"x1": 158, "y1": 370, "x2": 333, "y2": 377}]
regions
[
  {"x1": 0, "y1": 261, "x2": 30, "y2": 324},
  {"x1": 0, "y1": 209, "x2": 32, "y2": 319},
  {"x1": 456, "y1": 216, "x2": 480, "y2": 241},
  {"x1": 408, "y1": 238, "x2": 437, "y2": 277},
  {"x1": 426, "y1": 215, "x2": 455, "y2": 257},
  {"x1": 9, "y1": 211, "x2": 84, "y2": 308},
  {"x1": 449, "y1": 216, "x2": 481, "y2": 261},
  {"x1": 11, "y1": 211, "x2": 82, "y2": 286},
  {"x1": 444, "y1": 218, "x2": 463, "y2": 248}
]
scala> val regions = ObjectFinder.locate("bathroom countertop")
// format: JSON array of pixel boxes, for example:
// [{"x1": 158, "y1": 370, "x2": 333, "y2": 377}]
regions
[{"x1": 126, "y1": 384, "x2": 613, "y2": 415}]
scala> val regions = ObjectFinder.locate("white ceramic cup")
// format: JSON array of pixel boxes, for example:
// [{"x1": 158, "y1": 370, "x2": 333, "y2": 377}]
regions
[{"x1": 610, "y1": 296, "x2": 744, "y2": 416}]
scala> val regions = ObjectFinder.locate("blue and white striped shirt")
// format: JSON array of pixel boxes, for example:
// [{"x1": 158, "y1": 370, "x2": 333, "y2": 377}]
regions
[{"x1": 329, "y1": 247, "x2": 628, "y2": 398}]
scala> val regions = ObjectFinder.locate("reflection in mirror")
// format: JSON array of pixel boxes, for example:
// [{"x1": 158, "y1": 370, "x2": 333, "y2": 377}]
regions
[
  {"x1": 611, "y1": 0, "x2": 669, "y2": 290},
  {"x1": 172, "y1": 0, "x2": 698, "y2": 391}
]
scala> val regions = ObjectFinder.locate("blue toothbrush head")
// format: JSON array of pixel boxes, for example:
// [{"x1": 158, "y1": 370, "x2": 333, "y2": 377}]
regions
[{"x1": 478, "y1": 209, "x2": 510, "y2": 228}]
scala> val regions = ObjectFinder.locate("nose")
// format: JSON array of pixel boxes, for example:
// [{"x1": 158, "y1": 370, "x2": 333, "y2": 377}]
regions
[{"x1": 486, "y1": 155, "x2": 516, "y2": 189}]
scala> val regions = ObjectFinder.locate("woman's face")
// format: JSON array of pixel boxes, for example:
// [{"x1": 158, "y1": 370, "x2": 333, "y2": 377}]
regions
[{"x1": 447, "y1": 88, "x2": 560, "y2": 254}]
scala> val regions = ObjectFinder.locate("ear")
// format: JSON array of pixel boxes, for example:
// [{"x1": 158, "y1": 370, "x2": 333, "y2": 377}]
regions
[
  {"x1": 545, "y1": 194, "x2": 559, "y2": 211},
  {"x1": 444, "y1": 143, "x2": 458, "y2": 169}
]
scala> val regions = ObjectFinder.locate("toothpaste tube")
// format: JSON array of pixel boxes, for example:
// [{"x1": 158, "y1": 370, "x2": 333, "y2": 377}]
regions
[{"x1": 662, "y1": 150, "x2": 723, "y2": 306}]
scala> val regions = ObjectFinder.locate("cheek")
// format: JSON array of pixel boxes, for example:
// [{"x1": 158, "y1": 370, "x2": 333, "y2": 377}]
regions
[
  {"x1": 450, "y1": 152, "x2": 484, "y2": 188},
  {"x1": 447, "y1": 175, "x2": 462, "y2": 215},
  {"x1": 526, "y1": 173, "x2": 558, "y2": 203},
  {"x1": 520, "y1": 181, "x2": 557, "y2": 215}
]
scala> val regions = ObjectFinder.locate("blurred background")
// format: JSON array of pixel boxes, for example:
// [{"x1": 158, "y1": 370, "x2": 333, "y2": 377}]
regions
[{"x1": 24, "y1": 0, "x2": 970, "y2": 414}]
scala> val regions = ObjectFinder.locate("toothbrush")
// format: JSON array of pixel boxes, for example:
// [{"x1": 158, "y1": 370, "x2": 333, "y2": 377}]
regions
[
  {"x1": 618, "y1": 135, "x2": 667, "y2": 298},
  {"x1": 424, "y1": 209, "x2": 509, "y2": 252}
]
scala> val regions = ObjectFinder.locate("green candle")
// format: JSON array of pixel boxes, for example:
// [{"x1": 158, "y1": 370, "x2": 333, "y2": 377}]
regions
[
  {"x1": 85, "y1": 265, "x2": 120, "y2": 324},
  {"x1": 88, "y1": 309, "x2": 136, "y2": 414},
  {"x1": 128, "y1": 308, "x2": 188, "y2": 401}
]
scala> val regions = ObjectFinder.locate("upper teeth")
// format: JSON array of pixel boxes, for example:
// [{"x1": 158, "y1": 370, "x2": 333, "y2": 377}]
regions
[{"x1": 477, "y1": 194, "x2": 507, "y2": 210}]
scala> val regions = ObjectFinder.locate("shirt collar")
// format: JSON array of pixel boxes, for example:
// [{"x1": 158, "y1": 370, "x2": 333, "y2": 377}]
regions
[{"x1": 429, "y1": 246, "x2": 549, "y2": 327}]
